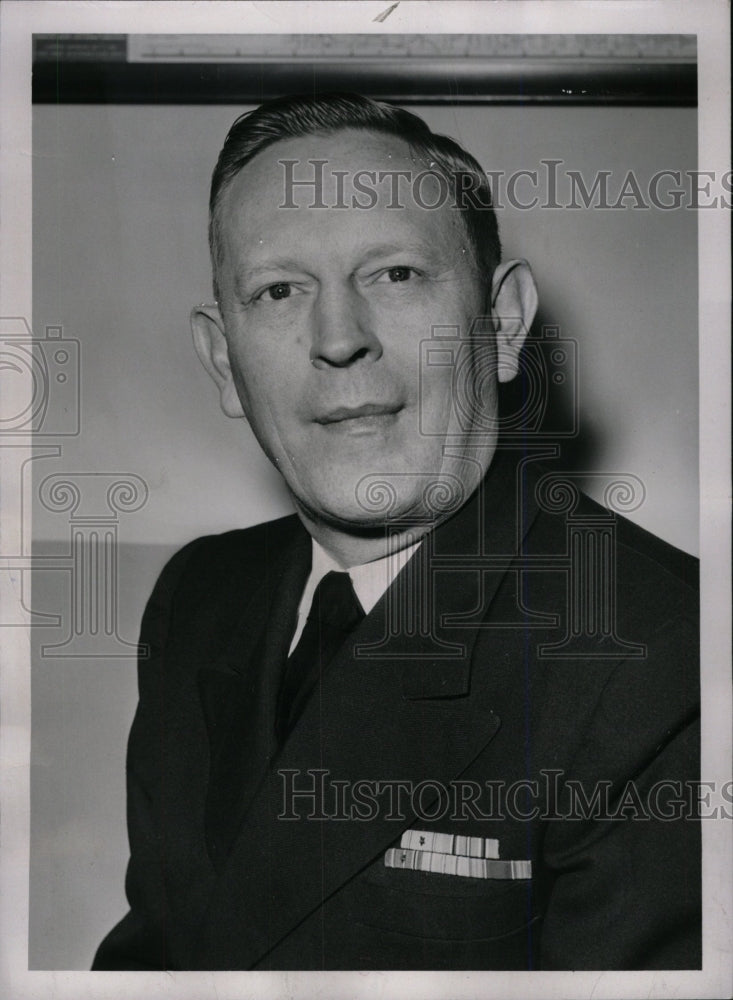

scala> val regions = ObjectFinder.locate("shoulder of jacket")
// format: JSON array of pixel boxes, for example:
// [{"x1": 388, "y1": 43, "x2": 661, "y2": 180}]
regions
[
  {"x1": 151, "y1": 512, "x2": 303, "y2": 603},
  {"x1": 540, "y1": 487, "x2": 698, "y2": 593}
]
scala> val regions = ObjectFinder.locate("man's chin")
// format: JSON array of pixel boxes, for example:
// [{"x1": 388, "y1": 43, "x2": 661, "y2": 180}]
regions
[
  {"x1": 291, "y1": 487, "x2": 455, "y2": 539},
  {"x1": 286, "y1": 458, "x2": 484, "y2": 537}
]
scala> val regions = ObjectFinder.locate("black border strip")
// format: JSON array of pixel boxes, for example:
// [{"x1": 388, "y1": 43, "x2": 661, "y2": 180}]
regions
[{"x1": 32, "y1": 59, "x2": 697, "y2": 106}]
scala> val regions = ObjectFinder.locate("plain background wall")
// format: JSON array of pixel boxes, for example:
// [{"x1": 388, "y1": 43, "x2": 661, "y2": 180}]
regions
[{"x1": 30, "y1": 102, "x2": 698, "y2": 968}]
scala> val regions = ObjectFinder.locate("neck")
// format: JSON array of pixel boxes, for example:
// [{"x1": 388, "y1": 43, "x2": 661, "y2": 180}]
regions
[{"x1": 295, "y1": 509, "x2": 433, "y2": 569}]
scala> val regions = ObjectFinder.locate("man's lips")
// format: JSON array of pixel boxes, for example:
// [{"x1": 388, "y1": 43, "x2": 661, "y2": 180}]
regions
[{"x1": 314, "y1": 402, "x2": 403, "y2": 425}]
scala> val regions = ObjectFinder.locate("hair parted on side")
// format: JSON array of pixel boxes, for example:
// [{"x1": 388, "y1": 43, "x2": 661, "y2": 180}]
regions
[{"x1": 208, "y1": 92, "x2": 501, "y2": 300}]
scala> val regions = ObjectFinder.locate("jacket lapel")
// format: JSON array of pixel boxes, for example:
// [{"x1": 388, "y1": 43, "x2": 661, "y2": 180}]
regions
[
  {"x1": 197, "y1": 520, "x2": 311, "y2": 869},
  {"x1": 195, "y1": 450, "x2": 543, "y2": 969}
]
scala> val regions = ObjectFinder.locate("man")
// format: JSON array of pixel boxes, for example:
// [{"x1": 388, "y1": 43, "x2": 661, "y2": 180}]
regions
[{"x1": 93, "y1": 93, "x2": 700, "y2": 971}]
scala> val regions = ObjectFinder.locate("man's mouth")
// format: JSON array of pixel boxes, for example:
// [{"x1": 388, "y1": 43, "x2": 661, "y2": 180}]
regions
[{"x1": 314, "y1": 402, "x2": 403, "y2": 433}]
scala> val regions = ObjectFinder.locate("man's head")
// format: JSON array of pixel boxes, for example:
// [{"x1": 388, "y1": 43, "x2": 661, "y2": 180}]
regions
[{"x1": 192, "y1": 94, "x2": 537, "y2": 554}]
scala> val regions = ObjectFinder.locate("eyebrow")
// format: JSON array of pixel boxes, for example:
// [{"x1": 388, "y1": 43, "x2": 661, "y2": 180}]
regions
[
  {"x1": 354, "y1": 241, "x2": 445, "y2": 266},
  {"x1": 237, "y1": 258, "x2": 307, "y2": 280}
]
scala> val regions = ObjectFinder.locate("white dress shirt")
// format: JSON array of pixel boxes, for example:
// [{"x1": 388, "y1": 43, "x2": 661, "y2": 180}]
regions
[{"x1": 288, "y1": 537, "x2": 422, "y2": 654}]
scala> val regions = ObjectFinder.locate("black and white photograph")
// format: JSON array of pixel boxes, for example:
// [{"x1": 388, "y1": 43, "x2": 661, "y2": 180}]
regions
[{"x1": 0, "y1": 2, "x2": 730, "y2": 998}]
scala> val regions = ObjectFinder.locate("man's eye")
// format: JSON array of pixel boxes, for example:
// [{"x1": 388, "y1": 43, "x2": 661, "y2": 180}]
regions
[
  {"x1": 385, "y1": 267, "x2": 413, "y2": 283},
  {"x1": 254, "y1": 282, "x2": 293, "y2": 302}
]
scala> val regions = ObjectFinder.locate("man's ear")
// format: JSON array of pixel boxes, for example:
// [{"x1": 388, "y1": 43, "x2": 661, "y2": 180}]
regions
[
  {"x1": 490, "y1": 260, "x2": 539, "y2": 383},
  {"x1": 190, "y1": 304, "x2": 245, "y2": 418}
]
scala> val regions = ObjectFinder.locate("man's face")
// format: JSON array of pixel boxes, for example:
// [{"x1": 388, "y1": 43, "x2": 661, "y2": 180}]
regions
[{"x1": 207, "y1": 129, "x2": 500, "y2": 532}]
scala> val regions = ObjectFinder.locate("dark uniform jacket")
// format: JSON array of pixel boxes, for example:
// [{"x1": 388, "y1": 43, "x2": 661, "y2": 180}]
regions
[{"x1": 93, "y1": 451, "x2": 700, "y2": 970}]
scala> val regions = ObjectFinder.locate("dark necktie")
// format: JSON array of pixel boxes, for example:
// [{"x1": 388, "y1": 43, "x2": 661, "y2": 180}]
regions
[{"x1": 276, "y1": 570, "x2": 365, "y2": 745}]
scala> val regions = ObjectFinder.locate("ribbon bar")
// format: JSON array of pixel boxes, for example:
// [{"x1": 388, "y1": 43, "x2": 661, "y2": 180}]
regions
[
  {"x1": 400, "y1": 829, "x2": 500, "y2": 859},
  {"x1": 385, "y1": 847, "x2": 532, "y2": 880}
]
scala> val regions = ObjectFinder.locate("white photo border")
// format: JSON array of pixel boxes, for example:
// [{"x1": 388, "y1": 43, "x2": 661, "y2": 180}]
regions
[{"x1": 1, "y1": 2, "x2": 730, "y2": 998}]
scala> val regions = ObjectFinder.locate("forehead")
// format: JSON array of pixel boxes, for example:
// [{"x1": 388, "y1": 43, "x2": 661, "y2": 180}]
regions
[
  {"x1": 225, "y1": 128, "x2": 427, "y2": 204},
  {"x1": 215, "y1": 129, "x2": 469, "y2": 264}
]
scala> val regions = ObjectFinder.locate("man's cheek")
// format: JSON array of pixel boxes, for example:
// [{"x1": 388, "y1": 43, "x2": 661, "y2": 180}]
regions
[{"x1": 417, "y1": 375, "x2": 455, "y2": 441}]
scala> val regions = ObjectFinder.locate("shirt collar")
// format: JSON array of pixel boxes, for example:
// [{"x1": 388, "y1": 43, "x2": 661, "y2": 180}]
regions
[
  {"x1": 289, "y1": 536, "x2": 422, "y2": 653},
  {"x1": 314, "y1": 537, "x2": 422, "y2": 615}
]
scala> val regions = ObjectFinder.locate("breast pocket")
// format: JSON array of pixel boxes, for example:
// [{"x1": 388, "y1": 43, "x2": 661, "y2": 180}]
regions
[{"x1": 351, "y1": 849, "x2": 540, "y2": 944}]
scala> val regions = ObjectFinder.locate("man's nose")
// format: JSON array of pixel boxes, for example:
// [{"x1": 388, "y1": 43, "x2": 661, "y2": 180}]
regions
[{"x1": 309, "y1": 284, "x2": 383, "y2": 369}]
